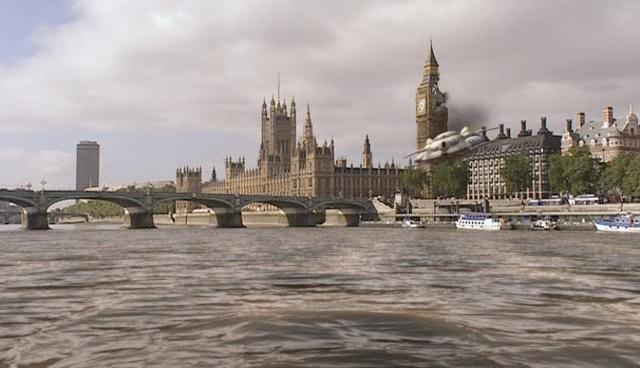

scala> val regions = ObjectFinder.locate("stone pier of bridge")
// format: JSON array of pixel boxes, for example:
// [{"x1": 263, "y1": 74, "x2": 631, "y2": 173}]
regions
[
  {"x1": 123, "y1": 208, "x2": 156, "y2": 229},
  {"x1": 21, "y1": 208, "x2": 50, "y2": 230}
]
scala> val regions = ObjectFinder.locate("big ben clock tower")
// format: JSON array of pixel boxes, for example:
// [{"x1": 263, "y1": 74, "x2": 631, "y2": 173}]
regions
[{"x1": 416, "y1": 41, "x2": 448, "y2": 150}]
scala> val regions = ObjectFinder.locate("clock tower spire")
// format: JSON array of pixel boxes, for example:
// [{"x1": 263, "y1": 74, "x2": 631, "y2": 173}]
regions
[{"x1": 416, "y1": 40, "x2": 448, "y2": 150}]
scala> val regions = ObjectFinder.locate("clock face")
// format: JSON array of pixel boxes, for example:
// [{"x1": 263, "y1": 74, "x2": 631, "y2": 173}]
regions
[{"x1": 417, "y1": 97, "x2": 426, "y2": 115}]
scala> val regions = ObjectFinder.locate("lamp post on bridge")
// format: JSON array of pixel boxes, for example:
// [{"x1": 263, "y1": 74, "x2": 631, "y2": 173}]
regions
[{"x1": 40, "y1": 180, "x2": 47, "y2": 192}]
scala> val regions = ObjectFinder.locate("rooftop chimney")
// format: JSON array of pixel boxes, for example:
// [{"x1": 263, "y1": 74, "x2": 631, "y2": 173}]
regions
[
  {"x1": 566, "y1": 119, "x2": 573, "y2": 133},
  {"x1": 577, "y1": 112, "x2": 585, "y2": 128},
  {"x1": 506, "y1": 128, "x2": 511, "y2": 138},
  {"x1": 481, "y1": 126, "x2": 487, "y2": 138},
  {"x1": 603, "y1": 106, "x2": 614, "y2": 128},
  {"x1": 518, "y1": 120, "x2": 530, "y2": 137},
  {"x1": 537, "y1": 116, "x2": 551, "y2": 135}
]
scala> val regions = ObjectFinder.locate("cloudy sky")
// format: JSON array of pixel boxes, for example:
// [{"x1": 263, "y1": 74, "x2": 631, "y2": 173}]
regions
[{"x1": 1, "y1": 0, "x2": 639, "y2": 188}]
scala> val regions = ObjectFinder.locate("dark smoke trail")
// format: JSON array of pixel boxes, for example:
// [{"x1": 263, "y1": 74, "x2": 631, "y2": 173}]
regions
[{"x1": 446, "y1": 97, "x2": 489, "y2": 131}]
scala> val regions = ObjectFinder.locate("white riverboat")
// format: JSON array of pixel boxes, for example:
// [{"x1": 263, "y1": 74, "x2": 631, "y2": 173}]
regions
[
  {"x1": 530, "y1": 218, "x2": 559, "y2": 231},
  {"x1": 402, "y1": 219, "x2": 425, "y2": 228},
  {"x1": 455, "y1": 213, "x2": 512, "y2": 231},
  {"x1": 594, "y1": 214, "x2": 640, "y2": 233}
]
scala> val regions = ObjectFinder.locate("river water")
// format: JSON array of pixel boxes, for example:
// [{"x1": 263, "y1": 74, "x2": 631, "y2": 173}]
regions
[{"x1": 0, "y1": 225, "x2": 639, "y2": 367}]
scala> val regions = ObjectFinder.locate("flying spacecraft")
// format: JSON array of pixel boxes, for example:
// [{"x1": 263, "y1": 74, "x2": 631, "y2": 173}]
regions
[{"x1": 406, "y1": 126, "x2": 497, "y2": 164}]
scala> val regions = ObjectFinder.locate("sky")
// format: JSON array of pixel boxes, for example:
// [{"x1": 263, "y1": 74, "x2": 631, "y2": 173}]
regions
[{"x1": 0, "y1": 0, "x2": 639, "y2": 189}]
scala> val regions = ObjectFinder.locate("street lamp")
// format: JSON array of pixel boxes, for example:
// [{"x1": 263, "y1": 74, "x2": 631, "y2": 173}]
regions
[{"x1": 40, "y1": 180, "x2": 47, "y2": 191}]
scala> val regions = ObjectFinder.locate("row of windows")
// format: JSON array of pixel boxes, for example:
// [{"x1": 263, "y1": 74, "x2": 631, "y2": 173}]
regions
[
  {"x1": 469, "y1": 156, "x2": 547, "y2": 168},
  {"x1": 468, "y1": 180, "x2": 548, "y2": 189},
  {"x1": 469, "y1": 150, "x2": 554, "y2": 161}
]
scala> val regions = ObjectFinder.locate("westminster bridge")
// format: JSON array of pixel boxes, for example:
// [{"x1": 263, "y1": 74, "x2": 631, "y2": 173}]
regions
[{"x1": 0, "y1": 190, "x2": 378, "y2": 230}]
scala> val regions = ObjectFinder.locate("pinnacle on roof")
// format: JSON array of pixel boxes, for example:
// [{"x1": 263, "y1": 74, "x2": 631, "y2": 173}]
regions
[{"x1": 428, "y1": 39, "x2": 438, "y2": 66}]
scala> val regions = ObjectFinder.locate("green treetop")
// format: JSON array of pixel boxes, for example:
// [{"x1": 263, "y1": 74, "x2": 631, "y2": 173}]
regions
[
  {"x1": 431, "y1": 160, "x2": 469, "y2": 198},
  {"x1": 501, "y1": 151, "x2": 532, "y2": 196}
]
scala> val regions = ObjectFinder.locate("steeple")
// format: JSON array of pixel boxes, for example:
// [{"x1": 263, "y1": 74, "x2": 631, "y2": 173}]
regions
[
  {"x1": 277, "y1": 72, "x2": 280, "y2": 102},
  {"x1": 428, "y1": 39, "x2": 438, "y2": 67},
  {"x1": 423, "y1": 39, "x2": 439, "y2": 79},
  {"x1": 626, "y1": 103, "x2": 638, "y2": 128},
  {"x1": 362, "y1": 134, "x2": 372, "y2": 169},
  {"x1": 363, "y1": 134, "x2": 371, "y2": 152},
  {"x1": 303, "y1": 103, "x2": 314, "y2": 146},
  {"x1": 418, "y1": 39, "x2": 441, "y2": 93}
]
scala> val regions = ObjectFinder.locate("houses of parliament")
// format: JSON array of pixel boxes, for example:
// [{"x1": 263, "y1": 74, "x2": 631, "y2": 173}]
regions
[{"x1": 176, "y1": 43, "x2": 448, "y2": 208}]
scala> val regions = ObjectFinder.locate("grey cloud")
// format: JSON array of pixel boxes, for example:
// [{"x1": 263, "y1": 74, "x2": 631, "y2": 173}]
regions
[{"x1": 1, "y1": 0, "x2": 639, "y2": 185}]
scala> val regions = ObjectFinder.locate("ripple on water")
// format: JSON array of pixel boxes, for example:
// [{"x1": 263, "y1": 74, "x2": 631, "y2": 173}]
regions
[{"x1": 0, "y1": 227, "x2": 639, "y2": 367}]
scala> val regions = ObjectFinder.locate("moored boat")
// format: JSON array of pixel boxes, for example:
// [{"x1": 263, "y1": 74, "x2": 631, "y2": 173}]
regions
[
  {"x1": 594, "y1": 214, "x2": 640, "y2": 233},
  {"x1": 455, "y1": 213, "x2": 512, "y2": 231},
  {"x1": 530, "y1": 218, "x2": 559, "y2": 231},
  {"x1": 402, "y1": 218, "x2": 425, "y2": 228}
]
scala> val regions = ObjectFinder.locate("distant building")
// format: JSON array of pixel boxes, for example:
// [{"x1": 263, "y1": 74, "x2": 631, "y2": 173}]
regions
[
  {"x1": 561, "y1": 106, "x2": 640, "y2": 162},
  {"x1": 76, "y1": 141, "x2": 100, "y2": 191},
  {"x1": 175, "y1": 99, "x2": 402, "y2": 212},
  {"x1": 466, "y1": 118, "x2": 562, "y2": 200}
]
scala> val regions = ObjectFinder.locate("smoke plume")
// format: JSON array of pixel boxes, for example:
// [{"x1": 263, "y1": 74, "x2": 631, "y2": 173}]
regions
[{"x1": 447, "y1": 99, "x2": 490, "y2": 131}]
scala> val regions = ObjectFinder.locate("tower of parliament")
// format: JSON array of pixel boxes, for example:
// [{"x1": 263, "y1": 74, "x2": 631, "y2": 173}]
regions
[
  {"x1": 416, "y1": 42, "x2": 448, "y2": 149},
  {"x1": 176, "y1": 98, "x2": 402, "y2": 209},
  {"x1": 176, "y1": 43, "x2": 446, "y2": 207}
]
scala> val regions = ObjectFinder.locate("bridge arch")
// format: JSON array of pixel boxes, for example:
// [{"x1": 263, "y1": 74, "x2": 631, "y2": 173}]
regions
[
  {"x1": 43, "y1": 194, "x2": 153, "y2": 229},
  {"x1": 311, "y1": 200, "x2": 373, "y2": 212},
  {"x1": 45, "y1": 194, "x2": 146, "y2": 211},
  {"x1": 312, "y1": 200, "x2": 377, "y2": 227},
  {"x1": 238, "y1": 197, "x2": 309, "y2": 211},
  {"x1": 0, "y1": 194, "x2": 38, "y2": 209},
  {"x1": 238, "y1": 197, "x2": 314, "y2": 227},
  {"x1": 153, "y1": 195, "x2": 235, "y2": 211},
  {"x1": 153, "y1": 194, "x2": 243, "y2": 227}
]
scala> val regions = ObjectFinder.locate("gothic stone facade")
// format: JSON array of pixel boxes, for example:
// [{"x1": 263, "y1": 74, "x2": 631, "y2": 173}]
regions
[
  {"x1": 561, "y1": 106, "x2": 640, "y2": 162},
  {"x1": 466, "y1": 118, "x2": 561, "y2": 200},
  {"x1": 176, "y1": 99, "x2": 402, "y2": 210}
]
